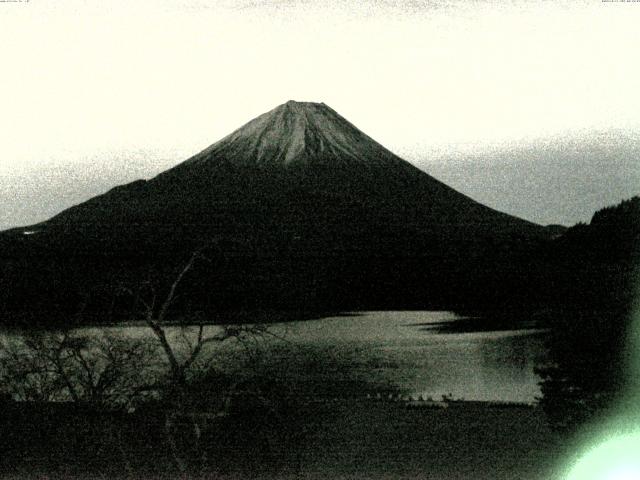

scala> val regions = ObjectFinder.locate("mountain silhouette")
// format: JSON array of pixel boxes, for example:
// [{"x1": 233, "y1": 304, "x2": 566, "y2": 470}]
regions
[{"x1": 0, "y1": 101, "x2": 551, "y2": 325}]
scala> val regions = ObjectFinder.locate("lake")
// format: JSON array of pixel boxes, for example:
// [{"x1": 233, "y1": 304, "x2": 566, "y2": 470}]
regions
[
  {"x1": 1, "y1": 311, "x2": 549, "y2": 403},
  {"x1": 264, "y1": 311, "x2": 548, "y2": 403}
]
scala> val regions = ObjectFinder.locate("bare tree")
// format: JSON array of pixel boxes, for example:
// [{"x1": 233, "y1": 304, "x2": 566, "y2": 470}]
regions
[
  {"x1": 118, "y1": 250, "x2": 273, "y2": 395},
  {"x1": 0, "y1": 330, "x2": 159, "y2": 407},
  {"x1": 107, "y1": 249, "x2": 282, "y2": 474},
  {"x1": 0, "y1": 249, "x2": 284, "y2": 476}
]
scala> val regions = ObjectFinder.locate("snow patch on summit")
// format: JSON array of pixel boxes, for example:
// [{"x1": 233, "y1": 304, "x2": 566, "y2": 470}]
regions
[{"x1": 181, "y1": 101, "x2": 414, "y2": 171}]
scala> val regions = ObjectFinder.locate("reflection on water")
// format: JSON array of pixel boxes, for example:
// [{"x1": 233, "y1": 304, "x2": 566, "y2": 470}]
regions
[
  {"x1": 265, "y1": 311, "x2": 548, "y2": 402},
  {"x1": 1, "y1": 311, "x2": 548, "y2": 403}
]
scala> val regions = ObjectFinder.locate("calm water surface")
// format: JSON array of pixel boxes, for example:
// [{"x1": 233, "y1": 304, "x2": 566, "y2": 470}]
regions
[
  {"x1": 267, "y1": 311, "x2": 548, "y2": 402},
  {"x1": 3, "y1": 311, "x2": 549, "y2": 403}
]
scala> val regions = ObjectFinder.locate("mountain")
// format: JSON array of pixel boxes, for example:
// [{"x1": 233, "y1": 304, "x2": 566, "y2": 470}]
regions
[
  {"x1": 178, "y1": 100, "x2": 414, "y2": 169},
  {"x1": 0, "y1": 101, "x2": 551, "y2": 325}
]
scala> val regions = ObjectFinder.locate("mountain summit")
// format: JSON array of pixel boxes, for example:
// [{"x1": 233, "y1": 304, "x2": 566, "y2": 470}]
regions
[
  {"x1": 0, "y1": 101, "x2": 550, "y2": 324},
  {"x1": 181, "y1": 100, "x2": 413, "y2": 170}
]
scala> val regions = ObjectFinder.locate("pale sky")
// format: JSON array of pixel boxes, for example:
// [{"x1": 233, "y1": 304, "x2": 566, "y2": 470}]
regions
[{"x1": 1, "y1": 0, "x2": 639, "y2": 229}]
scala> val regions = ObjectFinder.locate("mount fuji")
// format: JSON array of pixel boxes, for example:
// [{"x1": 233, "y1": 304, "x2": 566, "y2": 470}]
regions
[{"x1": 0, "y1": 101, "x2": 550, "y2": 324}]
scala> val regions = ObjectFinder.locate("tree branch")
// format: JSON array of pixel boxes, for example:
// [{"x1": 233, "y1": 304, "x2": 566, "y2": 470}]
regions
[{"x1": 157, "y1": 251, "x2": 201, "y2": 324}]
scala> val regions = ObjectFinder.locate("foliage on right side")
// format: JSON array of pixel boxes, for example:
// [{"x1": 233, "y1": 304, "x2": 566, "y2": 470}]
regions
[{"x1": 534, "y1": 196, "x2": 640, "y2": 433}]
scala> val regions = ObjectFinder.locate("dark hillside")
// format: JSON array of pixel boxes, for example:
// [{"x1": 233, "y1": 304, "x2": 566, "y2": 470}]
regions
[{"x1": 533, "y1": 196, "x2": 640, "y2": 432}]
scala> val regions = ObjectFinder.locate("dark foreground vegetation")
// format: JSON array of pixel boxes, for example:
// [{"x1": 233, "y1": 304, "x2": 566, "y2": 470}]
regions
[
  {"x1": 0, "y1": 326, "x2": 560, "y2": 479},
  {"x1": 0, "y1": 398, "x2": 561, "y2": 479},
  {"x1": 0, "y1": 321, "x2": 406, "y2": 478}
]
